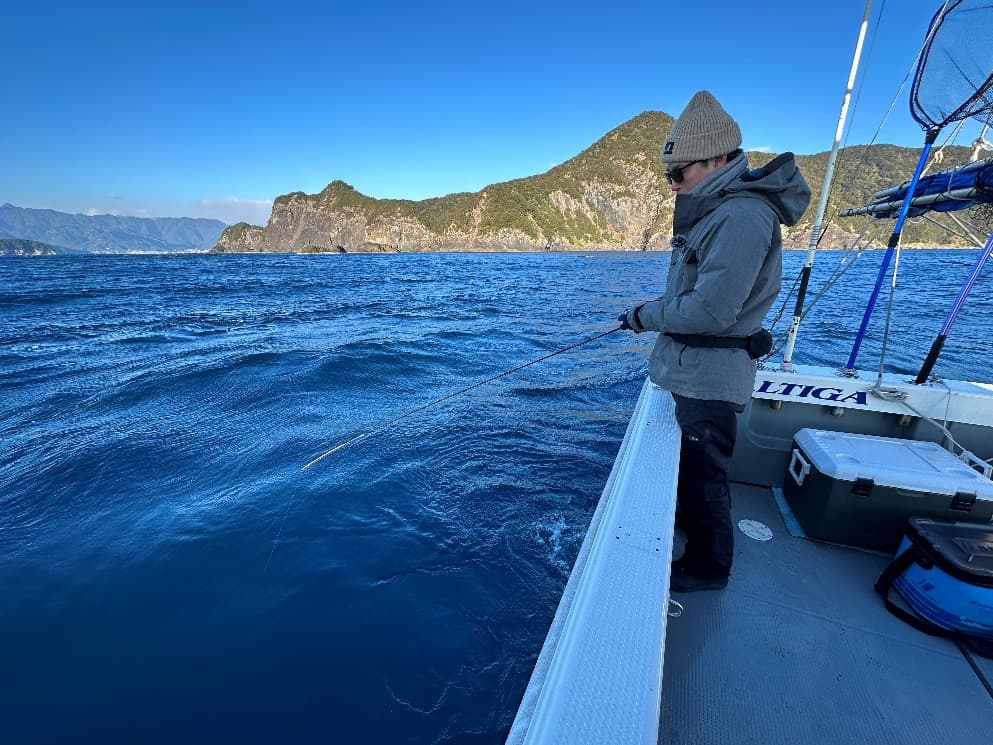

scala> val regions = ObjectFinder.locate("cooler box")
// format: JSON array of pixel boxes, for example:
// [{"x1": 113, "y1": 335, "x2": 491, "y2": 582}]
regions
[
  {"x1": 890, "y1": 517, "x2": 993, "y2": 640},
  {"x1": 783, "y1": 429, "x2": 993, "y2": 552}
]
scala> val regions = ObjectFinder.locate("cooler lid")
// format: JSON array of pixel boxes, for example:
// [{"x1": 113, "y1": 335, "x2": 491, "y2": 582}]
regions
[
  {"x1": 793, "y1": 429, "x2": 993, "y2": 499},
  {"x1": 907, "y1": 517, "x2": 993, "y2": 584}
]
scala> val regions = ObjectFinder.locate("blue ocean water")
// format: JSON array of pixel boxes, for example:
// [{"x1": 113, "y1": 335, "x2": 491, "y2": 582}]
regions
[{"x1": 1, "y1": 250, "x2": 990, "y2": 744}]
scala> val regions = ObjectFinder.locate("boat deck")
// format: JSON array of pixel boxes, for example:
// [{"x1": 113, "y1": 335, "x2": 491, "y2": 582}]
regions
[
  {"x1": 508, "y1": 379, "x2": 993, "y2": 744},
  {"x1": 660, "y1": 480, "x2": 993, "y2": 744}
]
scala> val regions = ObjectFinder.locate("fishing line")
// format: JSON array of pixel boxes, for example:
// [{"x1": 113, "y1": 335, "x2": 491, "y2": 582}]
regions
[
  {"x1": 263, "y1": 326, "x2": 624, "y2": 570},
  {"x1": 264, "y1": 498, "x2": 294, "y2": 573},
  {"x1": 301, "y1": 326, "x2": 623, "y2": 471}
]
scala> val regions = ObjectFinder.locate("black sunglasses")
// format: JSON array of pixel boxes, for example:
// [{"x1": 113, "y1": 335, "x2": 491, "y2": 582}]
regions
[{"x1": 665, "y1": 160, "x2": 706, "y2": 185}]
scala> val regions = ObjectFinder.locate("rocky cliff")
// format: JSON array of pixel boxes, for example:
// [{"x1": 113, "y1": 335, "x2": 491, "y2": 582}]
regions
[
  {"x1": 0, "y1": 238, "x2": 60, "y2": 256},
  {"x1": 213, "y1": 112, "x2": 973, "y2": 254}
]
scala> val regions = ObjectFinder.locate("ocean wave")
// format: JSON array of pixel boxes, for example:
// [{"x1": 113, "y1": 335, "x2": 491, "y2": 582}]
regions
[{"x1": 3, "y1": 250, "x2": 991, "y2": 743}]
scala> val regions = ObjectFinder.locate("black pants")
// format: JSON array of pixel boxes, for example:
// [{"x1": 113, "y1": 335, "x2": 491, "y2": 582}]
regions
[{"x1": 672, "y1": 394, "x2": 742, "y2": 580}]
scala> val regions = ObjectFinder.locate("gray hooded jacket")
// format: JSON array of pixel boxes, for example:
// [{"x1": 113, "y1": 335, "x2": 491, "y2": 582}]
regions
[{"x1": 629, "y1": 152, "x2": 811, "y2": 406}]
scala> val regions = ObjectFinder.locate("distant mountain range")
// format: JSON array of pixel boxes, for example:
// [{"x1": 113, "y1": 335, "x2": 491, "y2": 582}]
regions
[
  {"x1": 0, "y1": 204, "x2": 226, "y2": 255},
  {"x1": 214, "y1": 111, "x2": 980, "y2": 254}
]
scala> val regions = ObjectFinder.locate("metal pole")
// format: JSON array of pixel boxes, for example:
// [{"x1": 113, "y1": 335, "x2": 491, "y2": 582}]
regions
[
  {"x1": 844, "y1": 128, "x2": 941, "y2": 373},
  {"x1": 780, "y1": 0, "x2": 873, "y2": 370},
  {"x1": 914, "y1": 231, "x2": 993, "y2": 383}
]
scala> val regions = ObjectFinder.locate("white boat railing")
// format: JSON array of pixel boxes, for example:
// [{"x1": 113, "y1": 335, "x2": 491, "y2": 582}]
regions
[{"x1": 507, "y1": 379, "x2": 680, "y2": 745}]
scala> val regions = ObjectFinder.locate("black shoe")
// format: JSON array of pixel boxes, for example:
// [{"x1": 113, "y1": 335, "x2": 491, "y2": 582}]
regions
[
  {"x1": 670, "y1": 556, "x2": 703, "y2": 576},
  {"x1": 669, "y1": 567, "x2": 728, "y2": 593}
]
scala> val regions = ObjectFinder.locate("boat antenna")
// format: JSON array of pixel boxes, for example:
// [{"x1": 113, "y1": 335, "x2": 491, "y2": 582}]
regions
[
  {"x1": 301, "y1": 326, "x2": 623, "y2": 470},
  {"x1": 780, "y1": 0, "x2": 874, "y2": 370}
]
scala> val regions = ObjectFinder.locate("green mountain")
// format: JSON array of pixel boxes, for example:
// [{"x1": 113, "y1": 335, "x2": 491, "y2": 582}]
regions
[{"x1": 214, "y1": 111, "x2": 980, "y2": 254}]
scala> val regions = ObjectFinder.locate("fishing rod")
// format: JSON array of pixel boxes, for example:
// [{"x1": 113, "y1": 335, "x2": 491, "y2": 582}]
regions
[
  {"x1": 780, "y1": 0, "x2": 874, "y2": 371},
  {"x1": 301, "y1": 326, "x2": 624, "y2": 470}
]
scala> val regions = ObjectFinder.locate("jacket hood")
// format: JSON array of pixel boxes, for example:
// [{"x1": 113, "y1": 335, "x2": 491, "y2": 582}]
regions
[
  {"x1": 674, "y1": 152, "x2": 811, "y2": 232},
  {"x1": 725, "y1": 152, "x2": 811, "y2": 226}
]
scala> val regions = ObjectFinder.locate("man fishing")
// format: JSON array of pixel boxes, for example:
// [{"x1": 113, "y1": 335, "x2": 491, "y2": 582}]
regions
[{"x1": 618, "y1": 90, "x2": 811, "y2": 592}]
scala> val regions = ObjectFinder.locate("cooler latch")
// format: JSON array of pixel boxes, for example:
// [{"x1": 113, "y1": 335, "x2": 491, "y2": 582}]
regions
[
  {"x1": 852, "y1": 477, "x2": 874, "y2": 497},
  {"x1": 950, "y1": 491, "x2": 976, "y2": 512}
]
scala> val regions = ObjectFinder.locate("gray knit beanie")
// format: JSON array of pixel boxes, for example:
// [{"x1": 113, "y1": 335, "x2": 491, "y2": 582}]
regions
[{"x1": 661, "y1": 90, "x2": 742, "y2": 163}]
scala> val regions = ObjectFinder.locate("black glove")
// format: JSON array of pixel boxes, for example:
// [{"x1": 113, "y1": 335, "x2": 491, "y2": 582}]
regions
[{"x1": 618, "y1": 307, "x2": 642, "y2": 332}]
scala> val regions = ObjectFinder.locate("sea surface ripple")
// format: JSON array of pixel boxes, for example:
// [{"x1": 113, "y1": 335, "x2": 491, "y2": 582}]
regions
[{"x1": 1, "y1": 250, "x2": 990, "y2": 743}]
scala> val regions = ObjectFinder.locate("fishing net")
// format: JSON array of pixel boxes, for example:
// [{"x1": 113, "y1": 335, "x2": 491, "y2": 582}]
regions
[
  {"x1": 973, "y1": 201, "x2": 993, "y2": 231},
  {"x1": 910, "y1": 0, "x2": 993, "y2": 130}
]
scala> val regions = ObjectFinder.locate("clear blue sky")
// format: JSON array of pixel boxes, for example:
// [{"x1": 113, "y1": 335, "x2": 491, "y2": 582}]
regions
[{"x1": 2, "y1": 0, "x2": 963, "y2": 225}]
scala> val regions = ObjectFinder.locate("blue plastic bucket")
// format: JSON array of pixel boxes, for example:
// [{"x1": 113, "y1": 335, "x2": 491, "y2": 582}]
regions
[{"x1": 892, "y1": 518, "x2": 993, "y2": 640}]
